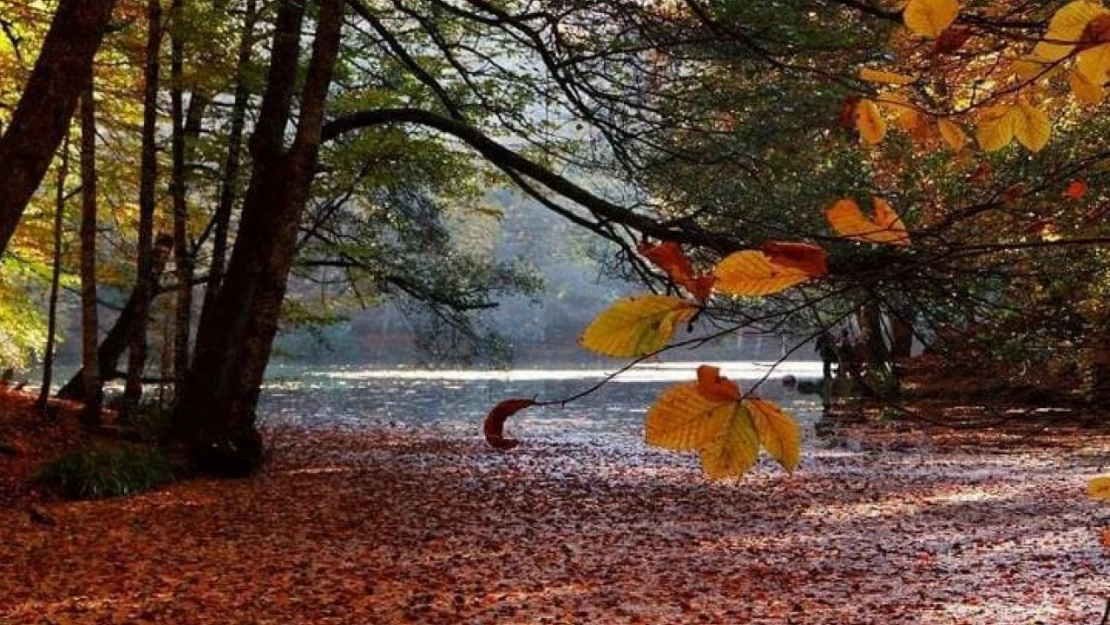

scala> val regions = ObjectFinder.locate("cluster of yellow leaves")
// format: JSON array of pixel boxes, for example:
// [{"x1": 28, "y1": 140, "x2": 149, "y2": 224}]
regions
[
  {"x1": 850, "y1": 0, "x2": 1110, "y2": 153},
  {"x1": 826, "y1": 197, "x2": 911, "y2": 246},
  {"x1": 645, "y1": 366, "x2": 800, "y2": 479}
]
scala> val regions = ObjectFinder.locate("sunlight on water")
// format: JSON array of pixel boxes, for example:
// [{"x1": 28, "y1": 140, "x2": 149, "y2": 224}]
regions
[
  {"x1": 259, "y1": 361, "x2": 828, "y2": 437},
  {"x1": 293, "y1": 360, "x2": 824, "y2": 383}
]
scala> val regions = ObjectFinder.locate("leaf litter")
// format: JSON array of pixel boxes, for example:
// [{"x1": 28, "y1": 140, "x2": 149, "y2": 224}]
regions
[{"x1": 1, "y1": 419, "x2": 1108, "y2": 624}]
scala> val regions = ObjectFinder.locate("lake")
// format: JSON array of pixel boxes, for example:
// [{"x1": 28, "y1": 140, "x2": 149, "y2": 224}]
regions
[{"x1": 259, "y1": 361, "x2": 828, "y2": 440}]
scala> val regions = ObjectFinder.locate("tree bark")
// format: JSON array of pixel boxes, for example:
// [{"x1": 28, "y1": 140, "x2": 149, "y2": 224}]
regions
[
  {"x1": 890, "y1": 308, "x2": 915, "y2": 361},
  {"x1": 121, "y1": 0, "x2": 163, "y2": 424},
  {"x1": 36, "y1": 134, "x2": 71, "y2": 414},
  {"x1": 0, "y1": 0, "x2": 118, "y2": 257},
  {"x1": 78, "y1": 86, "x2": 102, "y2": 428},
  {"x1": 58, "y1": 235, "x2": 173, "y2": 400},
  {"x1": 197, "y1": 0, "x2": 257, "y2": 335},
  {"x1": 170, "y1": 0, "x2": 192, "y2": 393},
  {"x1": 858, "y1": 299, "x2": 889, "y2": 369},
  {"x1": 173, "y1": 0, "x2": 343, "y2": 476}
]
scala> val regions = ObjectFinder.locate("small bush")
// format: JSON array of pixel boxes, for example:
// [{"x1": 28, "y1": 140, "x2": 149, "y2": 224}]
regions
[{"x1": 36, "y1": 442, "x2": 176, "y2": 500}]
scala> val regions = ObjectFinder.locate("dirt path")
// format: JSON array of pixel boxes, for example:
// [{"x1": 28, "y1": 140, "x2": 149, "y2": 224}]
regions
[{"x1": 2, "y1": 425, "x2": 1108, "y2": 624}]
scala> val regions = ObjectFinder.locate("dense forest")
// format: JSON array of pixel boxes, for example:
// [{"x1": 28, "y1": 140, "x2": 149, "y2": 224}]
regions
[{"x1": 1, "y1": 0, "x2": 1109, "y2": 622}]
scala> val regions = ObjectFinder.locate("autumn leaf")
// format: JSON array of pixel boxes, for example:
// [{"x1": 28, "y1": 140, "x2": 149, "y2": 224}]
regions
[
  {"x1": 825, "y1": 197, "x2": 911, "y2": 246},
  {"x1": 935, "y1": 26, "x2": 972, "y2": 54},
  {"x1": 1090, "y1": 476, "x2": 1110, "y2": 500},
  {"x1": 1065, "y1": 179, "x2": 1088, "y2": 200},
  {"x1": 937, "y1": 118, "x2": 967, "y2": 152},
  {"x1": 903, "y1": 0, "x2": 960, "y2": 39},
  {"x1": 696, "y1": 365, "x2": 742, "y2": 402},
  {"x1": 1068, "y1": 69, "x2": 1104, "y2": 105},
  {"x1": 483, "y1": 398, "x2": 535, "y2": 449},
  {"x1": 713, "y1": 251, "x2": 812, "y2": 297},
  {"x1": 1076, "y1": 38, "x2": 1110, "y2": 85},
  {"x1": 1010, "y1": 103, "x2": 1051, "y2": 152},
  {"x1": 1033, "y1": 1, "x2": 1109, "y2": 62},
  {"x1": 644, "y1": 382, "x2": 736, "y2": 452},
  {"x1": 839, "y1": 95, "x2": 862, "y2": 129},
  {"x1": 638, "y1": 241, "x2": 715, "y2": 303},
  {"x1": 580, "y1": 295, "x2": 698, "y2": 357},
  {"x1": 859, "y1": 68, "x2": 915, "y2": 85},
  {"x1": 855, "y1": 98, "x2": 887, "y2": 146},
  {"x1": 699, "y1": 406, "x2": 760, "y2": 479},
  {"x1": 976, "y1": 105, "x2": 1015, "y2": 152},
  {"x1": 747, "y1": 398, "x2": 801, "y2": 473},
  {"x1": 760, "y1": 240, "x2": 828, "y2": 276}
]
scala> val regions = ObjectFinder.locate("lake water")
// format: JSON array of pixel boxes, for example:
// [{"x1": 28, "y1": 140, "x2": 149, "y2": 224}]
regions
[{"x1": 259, "y1": 361, "x2": 828, "y2": 440}]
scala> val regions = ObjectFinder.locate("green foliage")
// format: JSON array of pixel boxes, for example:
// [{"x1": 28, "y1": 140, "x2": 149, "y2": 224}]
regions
[{"x1": 36, "y1": 442, "x2": 177, "y2": 500}]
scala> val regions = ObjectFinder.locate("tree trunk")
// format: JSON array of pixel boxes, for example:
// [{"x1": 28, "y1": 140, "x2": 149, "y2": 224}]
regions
[
  {"x1": 890, "y1": 307, "x2": 915, "y2": 361},
  {"x1": 0, "y1": 0, "x2": 118, "y2": 257},
  {"x1": 858, "y1": 299, "x2": 889, "y2": 369},
  {"x1": 173, "y1": 0, "x2": 343, "y2": 476},
  {"x1": 57, "y1": 235, "x2": 173, "y2": 400},
  {"x1": 78, "y1": 86, "x2": 102, "y2": 428},
  {"x1": 170, "y1": 0, "x2": 192, "y2": 393},
  {"x1": 36, "y1": 134, "x2": 71, "y2": 414},
  {"x1": 197, "y1": 0, "x2": 258, "y2": 335},
  {"x1": 121, "y1": 0, "x2": 163, "y2": 424}
]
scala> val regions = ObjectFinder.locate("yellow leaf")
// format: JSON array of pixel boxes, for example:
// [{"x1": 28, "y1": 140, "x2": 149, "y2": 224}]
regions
[
  {"x1": 699, "y1": 405, "x2": 760, "y2": 480},
  {"x1": 1033, "y1": 1, "x2": 1108, "y2": 62},
  {"x1": 1010, "y1": 103, "x2": 1051, "y2": 152},
  {"x1": 937, "y1": 118, "x2": 967, "y2": 152},
  {"x1": 746, "y1": 399, "x2": 801, "y2": 473},
  {"x1": 903, "y1": 0, "x2": 960, "y2": 39},
  {"x1": 825, "y1": 197, "x2": 911, "y2": 246},
  {"x1": 1010, "y1": 58, "x2": 1045, "y2": 81},
  {"x1": 713, "y1": 251, "x2": 811, "y2": 297},
  {"x1": 975, "y1": 105, "x2": 1015, "y2": 152},
  {"x1": 1069, "y1": 69, "x2": 1106, "y2": 104},
  {"x1": 855, "y1": 98, "x2": 887, "y2": 146},
  {"x1": 580, "y1": 295, "x2": 698, "y2": 357},
  {"x1": 859, "y1": 68, "x2": 915, "y2": 85},
  {"x1": 645, "y1": 382, "x2": 734, "y2": 452},
  {"x1": 1090, "y1": 476, "x2": 1110, "y2": 500},
  {"x1": 879, "y1": 93, "x2": 928, "y2": 139},
  {"x1": 1077, "y1": 43, "x2": 1110, "y2": 85}
]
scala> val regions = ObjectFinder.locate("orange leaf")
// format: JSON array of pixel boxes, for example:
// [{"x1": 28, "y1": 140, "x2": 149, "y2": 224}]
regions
[
  {"x1": 760, "y1": 241, "x2": 828, "y2": 276},
  {"x1": 713, "y1": 251, "x2": 811, "y2": 296},
  {"x1": 825, "y1": 197, "x2": 911, "y2": 246},
  {"x1": 483, "y1": 398, "x2": 535, "y2": 449},
  {"x1": 935, "y1": 26, "x2": 972, "y2": 54},
  {"x1": 696, "y1": 365, "x2": 743, "y2": 402},
  {"x1": 839, "y1": 95, "x2": 862, "y2": 129},
  {"x1": 1065, "y1": 179, "x2": 1088, "y2": 200},
  {"x1": 638, "y1": 240, "x2": 715, "y2": 302}
]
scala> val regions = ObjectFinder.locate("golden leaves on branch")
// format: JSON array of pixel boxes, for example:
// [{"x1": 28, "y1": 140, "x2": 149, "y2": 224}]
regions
[
  {"x1": 975, "y1": 103, "x2": 1051, "y2": 152},
  {"x1": 580, "y1": 295, "x2": 698, "y2": 357},
  {"x1": 645, "y1": 366, "x2": 801, "y2": 479},
  {"x1": 825, "y1": 197, "x2": 911, "y2": 246},
  {"x1": 713, "y1": 251, "x2": 814, "y2": 297},
  {"x1": 903, "y1": 0, "x2": 961, "y2": 40}
]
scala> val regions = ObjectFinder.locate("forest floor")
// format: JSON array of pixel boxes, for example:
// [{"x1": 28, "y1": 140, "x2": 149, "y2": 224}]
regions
[{"x1": 1, "y1": 385, "x2": 1109, "y2": 624}]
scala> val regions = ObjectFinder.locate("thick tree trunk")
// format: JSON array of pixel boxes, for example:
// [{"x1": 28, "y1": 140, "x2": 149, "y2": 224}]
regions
[
  {"x1": 858, "y1": 300, "x2": 889, "y2": 369},
  {"x1": 197, "y1": 0, "x2": 257, "y2": 335},
  {"x1": 173, "y1": 0, "x2": 342, "y2": 476},
  {"x1": 78, "y1": 87, "x2": 102, "y2": 428},
  {"x1": 0, "y1": 0, "x2": 118, "y2": 256},
  {"x1": 36, "y1": 135, "x2": 71, "y2": 414},
  {"x1": 890, "y1": 309, "x2": 915, "y2": 361},
  {"x1": 121, "y1": 0, "x2": 163, "y2": 424},
  {"x1": 58, "y1": 235, "x2": 173, "y2": 400}
]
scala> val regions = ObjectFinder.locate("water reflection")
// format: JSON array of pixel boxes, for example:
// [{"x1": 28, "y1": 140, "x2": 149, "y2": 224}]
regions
[{"x1": 259, "y1": 361, "x2": 827, "y2": 438}]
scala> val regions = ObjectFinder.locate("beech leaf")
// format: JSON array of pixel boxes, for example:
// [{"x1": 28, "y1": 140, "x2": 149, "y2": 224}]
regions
[
  {"x1": 644, "y1": 382, "x2": 736, "y2": 452},
  {"x1": 825, "y1": 197, "x2": 911, "y2": 246},
  {"x1": 855, "y1": 98, "x2": 887, "y2": 146},
  {"x1": 580, "y1": 295, "x2": 698, "y2": 357},
  {"x1": 483, "y1": 398, "x2": 535, "y2": 449},
  {"x1": 747, "y1": 398, "x2": 802, "y2": 473},
  {"x1": 713, "y1": 251, "x2": 812, "y2": 297},
  {"x1": 903, "y1": 0, "x2": 960, "y2": 39}
]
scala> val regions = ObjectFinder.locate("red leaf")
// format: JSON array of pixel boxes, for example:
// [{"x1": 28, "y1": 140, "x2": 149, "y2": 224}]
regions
[
  {"x1": 483, "y1": 399, "x2": 535, "y2": 449},
  {"x1": 934, "y1": 27, "x2": 972, "y2": 54},
  {"x1": 838, "y1": 95, "x2": 862, "y2": 129},
  {"x1": 1065, "y1": 179, "x2": 1088, "y2": 200},
  {"x1": 695, "y1": 365, "x2": 743, "y2": 402},
  {"x1": 760, "y1": 241, "x2": 828, "y2": 276},
  {"x1": 638, "y1": 240, "x2": 715, "y2": 303}
]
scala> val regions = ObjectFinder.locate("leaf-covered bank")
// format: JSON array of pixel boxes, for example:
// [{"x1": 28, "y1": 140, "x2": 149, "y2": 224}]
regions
[{"x1": 3, "y1": 424, "x2": 1107, "y2": 624}]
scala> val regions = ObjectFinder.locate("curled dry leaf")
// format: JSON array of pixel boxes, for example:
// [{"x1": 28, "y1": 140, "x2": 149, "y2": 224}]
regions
[
  {"x1": 638, "y1": 240, "x2": 716, "y2": 303},
  {"x1": 483, "y1": 398, "x2": 535, "y2": 449}
]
